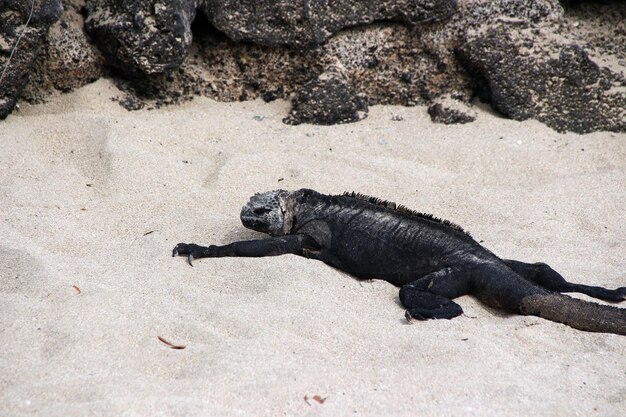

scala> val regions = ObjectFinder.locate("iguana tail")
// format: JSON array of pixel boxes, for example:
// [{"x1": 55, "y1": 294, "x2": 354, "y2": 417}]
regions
[
  {"x1": 474, "y1": 263, "x2": 626, "y2": 335},
  {"x1": 519, "y1": 293, "x2": 626, "y2": 335}
]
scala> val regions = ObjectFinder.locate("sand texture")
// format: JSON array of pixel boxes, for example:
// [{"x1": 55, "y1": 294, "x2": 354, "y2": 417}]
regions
[{"x1": 1, "y1": 79, "x2": 625, "y2": 416}]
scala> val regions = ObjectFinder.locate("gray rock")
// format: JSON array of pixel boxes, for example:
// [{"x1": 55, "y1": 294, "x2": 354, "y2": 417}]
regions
[
  {"x1": 458, "y1": 23, "x2": 626, "y2": 133},
  {"x1": 283, "y1": 66, "x2": 368, "y2": 125},
  {"x1": 0, "y1": 0, "x2": 63, "y2": 118}
]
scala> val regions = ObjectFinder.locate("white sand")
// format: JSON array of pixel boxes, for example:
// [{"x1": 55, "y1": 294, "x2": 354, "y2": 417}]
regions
[{"x1": 1, "y1": 79, "x2": 624, "y2": 416}]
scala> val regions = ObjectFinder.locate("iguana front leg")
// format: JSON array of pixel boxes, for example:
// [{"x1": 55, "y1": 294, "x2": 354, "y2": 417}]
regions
[{"x1": 173, "y1": 234, "x2": 319, "y2": 266}]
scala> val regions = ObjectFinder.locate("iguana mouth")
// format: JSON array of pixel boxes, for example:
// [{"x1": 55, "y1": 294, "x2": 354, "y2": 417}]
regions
[{"x1": 241, "y1": 217, "x2": 262, "y2": 229}]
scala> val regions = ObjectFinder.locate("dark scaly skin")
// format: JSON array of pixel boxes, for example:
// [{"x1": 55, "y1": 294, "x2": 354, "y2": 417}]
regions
[{"x1": 173, "y1": 189, "x2": 626, "y2": 335}]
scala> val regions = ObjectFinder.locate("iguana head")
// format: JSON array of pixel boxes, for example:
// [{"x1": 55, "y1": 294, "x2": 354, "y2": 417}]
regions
[{"x1": 240, "y1": 190, "x2": 294, "y2": 236}]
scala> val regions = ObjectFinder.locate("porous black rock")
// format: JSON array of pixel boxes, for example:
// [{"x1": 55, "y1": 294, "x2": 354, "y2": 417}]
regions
[
  {"x1": 206, "y1": 0, "x2": 457, "y2": 47},
  {"x1": 85, "y1": 0, "x2": 196, "y2": 76},
  {"x1": 3, "y1": 0, "x2": 625, "y2": 133},
  {"x1": 283, "y1": 67, "x2": 368, "y2": 125},
  {"x1": 84, "y1": 0, "x2": 457, "y2": 76},
  {"x1": 427, "y1": 94, "x2": 476, "y2": 125},
  {"x1": 0, "y1": 0, "x2": 63, "y2": 118},
  {"x1": 458, "y1": 23, "x2": 626, "y2": 133},
  {"x1": 22, "y1": 5, "x2": 104, "y2": 103}
]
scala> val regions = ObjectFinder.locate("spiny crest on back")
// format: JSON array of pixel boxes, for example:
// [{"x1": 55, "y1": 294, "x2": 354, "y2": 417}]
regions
[{"x1": 341, "y1": 191, "x2": 471, "y2": 237}]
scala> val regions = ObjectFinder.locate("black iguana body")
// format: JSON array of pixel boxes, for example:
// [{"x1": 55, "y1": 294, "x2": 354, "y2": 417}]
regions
[{"x1": 173, "y1": 189, "x2": 626, "y2": 335}]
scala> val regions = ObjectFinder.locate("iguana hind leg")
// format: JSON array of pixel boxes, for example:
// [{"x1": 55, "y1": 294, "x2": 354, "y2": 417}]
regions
[
  {"x1": 504, "y1": 259, "x2": 626, "y2": 302},
  {"x1": 400, "y1": 267, "x2": 470, "y2": 321}
]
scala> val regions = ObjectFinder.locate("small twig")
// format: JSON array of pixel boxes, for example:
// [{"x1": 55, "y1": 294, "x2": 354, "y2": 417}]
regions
[
  {"x1": 71, "y1": 285, "x2": 81, "y2": 294},
  {"x1": 157, "y1": 336, "x2": 186, "y2": 350},
  {"x1": 0, "y1": 0, "x2": 35, "y2": 85}
]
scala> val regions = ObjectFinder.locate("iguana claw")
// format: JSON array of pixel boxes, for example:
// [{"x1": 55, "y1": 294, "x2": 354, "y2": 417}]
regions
[
  {"x1": 172, "y1": 243, "x2": 197, "y2": 266},
  {"x1": 405, "y1": 310, "x2": 413, "y2": 323},
  {"x1": 405, "y1": 309, "x2": 426, "y2": 323}
]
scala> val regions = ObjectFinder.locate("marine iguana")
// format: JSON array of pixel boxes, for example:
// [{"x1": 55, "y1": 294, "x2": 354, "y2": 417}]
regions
[{"x1": 173, "y1": 189, "x2": 626, "y2": 335}]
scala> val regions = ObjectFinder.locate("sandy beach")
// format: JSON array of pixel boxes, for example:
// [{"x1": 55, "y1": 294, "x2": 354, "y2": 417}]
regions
[{"x1": 0, "y1": 79, "x2": 624, "y2": 416}]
